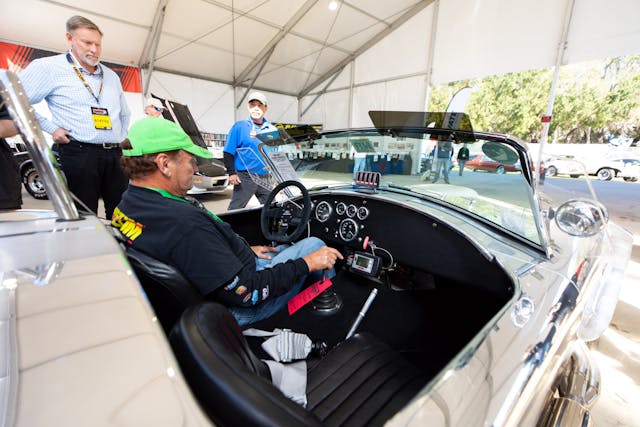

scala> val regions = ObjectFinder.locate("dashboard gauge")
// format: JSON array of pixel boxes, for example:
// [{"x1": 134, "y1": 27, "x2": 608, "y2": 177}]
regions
[
  {"x1": 346, "y1": 204, "x2": 357, "y2": 218},
  {"x1": 314, "y1": 201, "x2": 332, "y2": 222},
  {"x1": 357, "y1": 206, "x2": 370, "y2": 220},
  {"x1": 335, "y1": 202, "x2": 347, "y2": 215},
  {"x1": 339, "y1": 218, "x2": 359, "y2": 241}
]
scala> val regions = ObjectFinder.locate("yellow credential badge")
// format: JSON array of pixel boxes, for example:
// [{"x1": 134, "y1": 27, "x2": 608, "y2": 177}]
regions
[{"x1": 91, "y1": 106, "x2": 113, "y2": 130}]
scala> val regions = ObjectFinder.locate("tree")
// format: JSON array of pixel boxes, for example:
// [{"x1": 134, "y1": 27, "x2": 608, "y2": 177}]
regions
[{"x1": 427, "y1": 54, "x2": 640, "y2": 143}]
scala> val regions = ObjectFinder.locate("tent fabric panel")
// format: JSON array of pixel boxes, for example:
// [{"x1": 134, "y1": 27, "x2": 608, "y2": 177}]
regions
[
  {"x1": 566, "y1": 0, "x2": 640, "y2": 64},
  {"x1": 255, "y1": 64, "x2": 322, "y2": 95},
  {"x1": 354, "y1": 7, "x2": 432, "y2": 86},
  {"x1": 154, "y1": 36, "x2": 238, "y2": 84},
  {"x1": 162, "y1": 0, "x2": 232, "y2": 41},
  {"x1": 431, "y1": 0, "x2": 566, "y2": 84}
]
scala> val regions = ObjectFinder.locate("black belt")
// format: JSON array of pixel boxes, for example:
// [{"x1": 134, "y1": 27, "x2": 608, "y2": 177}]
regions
[{"x1": 67, "y1": 139, "x2": 121, "y2": 150}]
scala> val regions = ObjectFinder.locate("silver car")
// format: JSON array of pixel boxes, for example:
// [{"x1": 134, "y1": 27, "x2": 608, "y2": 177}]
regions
[{"x1": 0, "y1": 72, "x2": 633, "y2": 427}]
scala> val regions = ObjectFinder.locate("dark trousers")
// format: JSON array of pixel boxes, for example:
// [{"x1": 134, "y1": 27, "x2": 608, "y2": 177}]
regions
[
  {"x1": 57, "y1": 141, "x2": 127, "y2": 219},
  {"x1": 228, "y1": 171, "x2": 271, "y2": 210},
  {"x1": 0, "y1": 139, "x2": 22, "y2": 209}
]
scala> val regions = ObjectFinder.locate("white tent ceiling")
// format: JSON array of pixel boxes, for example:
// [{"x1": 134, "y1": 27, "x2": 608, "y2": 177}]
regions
[
  {"x1": 1, "y1": 0, "x2": 639, "y2": 129},
  {"x1": 2, "y1": 0, "x2": 640, "y2": 97}
]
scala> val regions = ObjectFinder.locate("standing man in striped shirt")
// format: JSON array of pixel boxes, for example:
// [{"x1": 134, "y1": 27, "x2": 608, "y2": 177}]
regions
[{"x1": 20, "y1": 15, "x2": 130, "y2": 219}]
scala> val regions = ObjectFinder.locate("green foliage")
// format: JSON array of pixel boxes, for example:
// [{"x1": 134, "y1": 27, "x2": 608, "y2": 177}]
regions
[{"x1": 428, "y1": 54, "x2": 640, "y2": 144}]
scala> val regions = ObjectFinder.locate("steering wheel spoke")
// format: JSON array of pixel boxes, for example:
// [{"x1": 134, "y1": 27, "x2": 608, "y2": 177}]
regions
[{"x1": 260, "y1": 180, "x2": 311, "y2": 243}]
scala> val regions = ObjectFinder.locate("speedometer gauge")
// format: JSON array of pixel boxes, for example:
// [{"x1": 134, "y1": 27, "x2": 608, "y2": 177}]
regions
[
  {"x1": 314, "y1": 201, "x2": 332, "y2": 222},
  {"x1": 338, "y1": 218, "x2": 359, "y2": 241}
]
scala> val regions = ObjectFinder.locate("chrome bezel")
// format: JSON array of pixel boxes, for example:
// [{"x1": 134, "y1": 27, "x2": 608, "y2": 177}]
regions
[
  {"x1": 338, "y1": 218, "x2": 359, "y2": 241},
  {"x1": 357, "y1": 206, "x2": 370, "y2": 220},
  {"x1": 314, "y1": 200, "x2": 333, "y2": 222}
]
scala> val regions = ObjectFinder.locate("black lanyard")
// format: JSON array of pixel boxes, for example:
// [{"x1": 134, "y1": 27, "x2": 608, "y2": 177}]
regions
[{"x1": 66, "y1": 53, "x2": 103, "y2": 103}]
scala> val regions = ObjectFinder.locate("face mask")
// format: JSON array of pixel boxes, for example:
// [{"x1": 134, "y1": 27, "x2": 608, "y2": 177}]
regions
[{"x1": 249, "y1": 106, "x2": 264, "y2": 120}]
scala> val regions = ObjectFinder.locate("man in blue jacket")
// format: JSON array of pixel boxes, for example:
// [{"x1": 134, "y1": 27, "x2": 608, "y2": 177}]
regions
[{"x1": 223, "y1": 91, "x2": 278, "y2": 210}]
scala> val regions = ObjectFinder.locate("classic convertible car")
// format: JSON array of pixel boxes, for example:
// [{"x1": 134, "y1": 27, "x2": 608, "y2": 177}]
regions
[{"x1": 0, "y1": 71, "x2": 633, "y2": 427}]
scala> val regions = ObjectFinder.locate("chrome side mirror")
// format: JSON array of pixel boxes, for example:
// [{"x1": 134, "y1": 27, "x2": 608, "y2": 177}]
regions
[{"x1": 554, "y1": 199, "x2": 608, "y2": 237}]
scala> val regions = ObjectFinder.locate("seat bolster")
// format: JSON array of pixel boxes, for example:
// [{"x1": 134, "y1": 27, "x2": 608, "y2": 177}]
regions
[{"x1": 126, "y1": 246, "x2": 202, "y2": 306}]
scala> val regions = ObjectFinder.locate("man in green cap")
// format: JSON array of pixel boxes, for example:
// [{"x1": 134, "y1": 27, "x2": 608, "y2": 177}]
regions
[{"x1": 113, "y1": 116, "x2": 342, "y2": 326}]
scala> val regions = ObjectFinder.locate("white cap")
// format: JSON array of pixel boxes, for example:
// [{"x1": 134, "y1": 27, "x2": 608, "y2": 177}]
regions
[
  {"x1": 145, "y1": 97, "x2": 165, "y2": 110},
  {"x1": 247, "y1": 91, "x2": 267, "y2": 106}
]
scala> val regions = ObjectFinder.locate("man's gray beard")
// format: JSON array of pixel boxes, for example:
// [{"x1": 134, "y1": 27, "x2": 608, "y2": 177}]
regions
[{"x1": 82, "y1": 55, "x2": 100, "y2": 67}]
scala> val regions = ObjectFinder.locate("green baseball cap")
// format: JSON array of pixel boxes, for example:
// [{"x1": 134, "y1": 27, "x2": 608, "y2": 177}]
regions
[{"x1": 123, "y1": 116, "x2": 212, "y2": 159}]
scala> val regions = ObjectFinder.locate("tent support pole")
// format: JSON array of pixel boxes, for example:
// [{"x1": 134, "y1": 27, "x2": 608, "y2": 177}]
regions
[
  {"x1": 141, "y1": 0, "x2": 168, "y2": 97},
  {"x1": 537, "y1": 0, "x2": 576, "y2": 181},
  {"x1": 423, "y1": 0, "x2": 440, "y2": 111}
]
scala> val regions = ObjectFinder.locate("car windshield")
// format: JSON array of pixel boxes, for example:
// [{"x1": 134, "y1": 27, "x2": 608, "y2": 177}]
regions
[{"x1": 253, "y1": 116, "x2": 543, "y2": 247}]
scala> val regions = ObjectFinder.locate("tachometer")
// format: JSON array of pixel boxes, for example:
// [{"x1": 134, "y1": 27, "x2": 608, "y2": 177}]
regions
[
  {"x1": 338, "y1": 218, "x2": 359, "y2": 242},
  {"x1": 314, "y1": 201, "x2": 332, "y2": 222}
]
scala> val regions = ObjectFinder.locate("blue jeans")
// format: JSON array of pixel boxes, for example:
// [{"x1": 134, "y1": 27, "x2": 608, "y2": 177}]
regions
[
  {"x1": 353, "y1": 156, "x2": 367, "y2": 178},
  {"x1": 433, "y1": 158, "x2": 450, "y2": 183},
  {"x1": 228, "y1": 237, "x2": 334, "y2": 326}
]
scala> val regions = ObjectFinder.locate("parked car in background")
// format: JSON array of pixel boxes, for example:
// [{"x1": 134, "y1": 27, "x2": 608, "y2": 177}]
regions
[
  {"x1": 466, "y1": 153, "x2": 519, "y2": 173},
  {"x1": 545, "y1": 155, "x2": 583, "y2": 178},
  {"x1": 602, "y1": 158, "x2": 640, "y2": 182},
  {"x1": 585, "y1": 157, "x2": 638, "y2": 181},
  {"x1": 10, "y1": 140, "x2": 49, "y2": 199},
  {"x1": 1, "y1": 72, "x2": 633, "y2": 427},
  {"x1": 544, "y1": 155, "x2": 640, "y2": 181}
]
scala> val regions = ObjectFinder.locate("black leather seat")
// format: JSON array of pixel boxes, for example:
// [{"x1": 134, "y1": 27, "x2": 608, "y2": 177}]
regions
[
  {"x1": 125, "y1": 246, "x2": 203, "y2": 332},
  {"x1": 170, "y1": 302, "x2": 427, "y2": 427}
]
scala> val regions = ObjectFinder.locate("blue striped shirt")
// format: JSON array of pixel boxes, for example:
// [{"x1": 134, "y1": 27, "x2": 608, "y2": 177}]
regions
[{"x1": 20, "y1": 52, "x2": 130, "y2": 144}]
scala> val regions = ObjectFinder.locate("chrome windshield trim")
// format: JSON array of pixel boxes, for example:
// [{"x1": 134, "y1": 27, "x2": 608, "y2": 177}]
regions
[{"x1": 0, "y1": 70, "x2": 79, "y2": 221}]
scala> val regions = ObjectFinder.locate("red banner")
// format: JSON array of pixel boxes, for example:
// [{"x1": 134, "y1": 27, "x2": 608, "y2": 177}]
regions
[{"x1": 0, "y1": 41, "x2": 142, "y2": 93}]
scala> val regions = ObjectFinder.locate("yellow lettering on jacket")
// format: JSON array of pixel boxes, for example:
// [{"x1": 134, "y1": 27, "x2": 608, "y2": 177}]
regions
[{"x1": 111, "y1": 207, "x2": 143, "y2": 241}]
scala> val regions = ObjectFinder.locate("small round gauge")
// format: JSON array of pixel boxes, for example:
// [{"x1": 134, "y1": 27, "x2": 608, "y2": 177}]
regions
[
  {"x1": 314, "y1": 201, "x2": 332, "y2": 222},
  {"x1": 335, "y1": 202, "x2": 347, "y2": 215},
  {"x1": 346, "y1": 204, "x2": 357, "y2": 218},
  {"x1": 357, "y1": 206, "x2": 370, "y2": 220},
  {"x1": 338, "y1": 218, "x2": 359, "y2": 241}
]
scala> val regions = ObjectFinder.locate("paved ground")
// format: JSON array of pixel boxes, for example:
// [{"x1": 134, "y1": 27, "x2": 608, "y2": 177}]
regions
[{"x1": 20, "y1": 177, "x2": 640, "y2": 425}]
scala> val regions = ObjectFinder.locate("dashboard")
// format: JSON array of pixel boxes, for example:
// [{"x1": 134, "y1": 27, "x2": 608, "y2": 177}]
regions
[
  {"x1": 311, "y1": 197, "x2": 372, "y2": 247},
  {"x1": 307, "y1": 193, "x2": 509, "y2": 293}
]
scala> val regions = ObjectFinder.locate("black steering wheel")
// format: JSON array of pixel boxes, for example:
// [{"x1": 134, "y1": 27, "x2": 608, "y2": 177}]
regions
[{"x1": 260, "y1": 180, "x2": 312, "y2": 243}]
